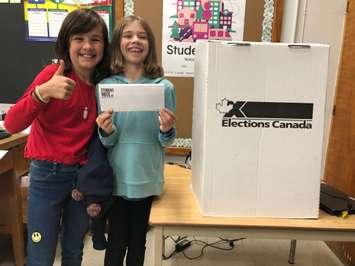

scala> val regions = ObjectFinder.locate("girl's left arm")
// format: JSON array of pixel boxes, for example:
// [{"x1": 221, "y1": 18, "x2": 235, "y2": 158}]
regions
[{"x1": 158, "y1": 80, "x2": 176, "y2": 147}]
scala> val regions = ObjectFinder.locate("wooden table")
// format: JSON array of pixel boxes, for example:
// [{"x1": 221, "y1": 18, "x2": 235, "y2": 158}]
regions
[
  {"x1": 149, "y1": 165, "x2": 355, "y2": 266},
  {"x1": 0, "y1": 133, "x2": 28, "y2": 266},
  {"x1": 165, "y1": 146, "x2": 190, "y2": 156}
]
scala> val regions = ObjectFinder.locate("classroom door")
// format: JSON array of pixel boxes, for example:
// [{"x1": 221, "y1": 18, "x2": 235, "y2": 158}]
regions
[
  {"x1": 324, "y1": 0, "x2": 355, "y2": 264},
  {"x1": 325, "y1": 0, "x2": 355, "y2": 200}
]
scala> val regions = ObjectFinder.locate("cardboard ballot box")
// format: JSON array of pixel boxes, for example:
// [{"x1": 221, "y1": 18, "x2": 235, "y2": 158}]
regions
[{"x1": 191, "y1": 41, "x2": 329, "y2": 218}]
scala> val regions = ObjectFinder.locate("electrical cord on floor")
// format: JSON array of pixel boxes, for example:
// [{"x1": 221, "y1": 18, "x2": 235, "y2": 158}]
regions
[
  {"x1": 182, "y1": 237, "x2": 246, "y2": 260},
  {"x1": 165, "y1": 150, "x2": 192, "y2": 169},
  {"x1": 162, "y1": 248, "x2": 176, "y2": 260},
  {"x1": 162, "y1": 235, "x2": 246, "y2": 260},
  {"x1": 162, "y1": 236, "x2": 188, "y2": 260},
  {"x1": 184, "y1": 151, "x2": 191, "y2": 169}
]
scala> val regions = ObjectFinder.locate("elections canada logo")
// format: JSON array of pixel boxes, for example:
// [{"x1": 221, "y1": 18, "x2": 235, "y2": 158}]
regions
[{"x1": 216, "y1": 98, "x2": 313, "y2": 129}]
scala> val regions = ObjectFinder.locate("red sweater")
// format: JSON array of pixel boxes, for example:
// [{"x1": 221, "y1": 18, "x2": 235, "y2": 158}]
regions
[{"x1": 4, "y1": 64, "x2": 97, "y2": 165}]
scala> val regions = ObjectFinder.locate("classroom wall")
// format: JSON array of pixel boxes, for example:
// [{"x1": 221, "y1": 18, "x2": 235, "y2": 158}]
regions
[
  {"x1": 132, "y1": 0, "x2": 265, "y2": 138},
  {"x1": 281, "y1": 0, "x2": 347, "y2": 177},
  {"x1": 280, "y1": 0, "x2": 299, "y2": 42}
]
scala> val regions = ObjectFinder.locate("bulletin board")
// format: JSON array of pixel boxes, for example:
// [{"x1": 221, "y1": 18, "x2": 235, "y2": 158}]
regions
[
  {"x1": 0, "y1": 4, "x2": 55, "y2": 104},
  {"x1": 132, "y1": 0, "x2": 265, "y2": 137},
  {"x1": 0, "y1": 2, "x2": 116, "y2": 104}
]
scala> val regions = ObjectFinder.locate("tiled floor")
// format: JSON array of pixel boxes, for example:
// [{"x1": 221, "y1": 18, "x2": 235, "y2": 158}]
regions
[{"x1": 0, "y1": 232, "x2": 344, "y2": 266}]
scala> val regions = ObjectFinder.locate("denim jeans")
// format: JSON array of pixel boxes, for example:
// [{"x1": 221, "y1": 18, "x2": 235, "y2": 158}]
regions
[{"x1": 26, "y1": 160, "x2": 89, "y2": 266}]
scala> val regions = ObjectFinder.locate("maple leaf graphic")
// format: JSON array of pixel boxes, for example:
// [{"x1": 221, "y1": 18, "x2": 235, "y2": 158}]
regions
[{"x1": 216, "y1": 98, "x2": 233, "y2": 113}]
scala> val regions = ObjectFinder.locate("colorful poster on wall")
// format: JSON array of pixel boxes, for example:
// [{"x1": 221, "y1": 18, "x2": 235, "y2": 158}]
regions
[
  {"x1": 162, "y1": 0, "x2": 246, "y2": 77},
  {"x1": 24, "y1": 0, "x2": 113, "y2": 42}
]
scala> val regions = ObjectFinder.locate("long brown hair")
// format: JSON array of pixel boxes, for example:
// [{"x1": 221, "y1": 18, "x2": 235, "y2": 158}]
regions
[
  {"x1": 110, "y1": 15, "x2": 164, "y2": 78},
  {"x1": 55, "y1": 9, "x2": 110, "y2": 84}
]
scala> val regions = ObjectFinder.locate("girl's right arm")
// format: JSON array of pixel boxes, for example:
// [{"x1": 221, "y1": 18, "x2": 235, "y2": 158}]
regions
[
  {"x1": 4, "y1": 60, "x2": 75, "y2": 134},
  {"x1": 4, "y1": 87, "x2": 46, "y2": 133},
  {"x1": 96, "y1": 109, "x2": 118, "y2": 147}
]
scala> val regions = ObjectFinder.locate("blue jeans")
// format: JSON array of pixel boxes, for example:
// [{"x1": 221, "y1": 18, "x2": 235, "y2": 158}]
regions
[{"x1": 26, "y1": 160, "x2": 89, "y2": 266}]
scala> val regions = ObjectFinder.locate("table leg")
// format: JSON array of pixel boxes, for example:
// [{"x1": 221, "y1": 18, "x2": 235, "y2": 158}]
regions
[
  {"x1": 288, "y1": 239, "x2": 297, "y2": 264},
  {"x1": 12, "y1": 223, "x2": 25, "y2": 266},
  {"x1": 6, "y1": 168, "x2": 25, "y2": 266},
  {"x1": 152, "y1": 226, "x2": 163, "y2": 266}
]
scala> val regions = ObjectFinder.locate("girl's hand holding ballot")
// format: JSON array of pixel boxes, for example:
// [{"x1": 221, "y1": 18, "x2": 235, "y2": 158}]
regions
[
  {"x1": 96, "y1": 108, "x2": 114, "y2": 135},
  {"x1": 159, "y1": 107, "x2": 176, "y2": 133}
]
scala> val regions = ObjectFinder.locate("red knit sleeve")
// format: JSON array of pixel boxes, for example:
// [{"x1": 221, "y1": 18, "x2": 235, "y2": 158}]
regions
[{"x1": 4, "y1": 65, "x2": 58, "y2": 133}]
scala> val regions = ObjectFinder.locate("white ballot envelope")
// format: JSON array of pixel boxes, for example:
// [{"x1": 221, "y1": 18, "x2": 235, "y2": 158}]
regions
[{"x1": 97, "y1": 84, "x2": 165, "y2": 112}]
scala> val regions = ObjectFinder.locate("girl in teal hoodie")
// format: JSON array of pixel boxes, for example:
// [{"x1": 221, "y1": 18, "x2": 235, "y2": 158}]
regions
[{"x1": 96, "y1": 16, "x2": 176, "y2": 266}]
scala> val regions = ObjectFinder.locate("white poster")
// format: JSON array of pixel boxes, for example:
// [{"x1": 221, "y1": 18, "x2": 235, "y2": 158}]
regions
[
  {"x1": 162, "y1": 0, "x2": 246, "y2": 77},
  {"x1": 28, "y1": 8, "x2": 48, "y2": 37},
  {"x1": 48, "y1": 9, "x2": 68, "y2": 38}
]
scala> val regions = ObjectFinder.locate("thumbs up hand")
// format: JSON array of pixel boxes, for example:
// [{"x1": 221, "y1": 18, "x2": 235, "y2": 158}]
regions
[{"x1": 35, "y1": 60, "x2": 77, "y2": 101}]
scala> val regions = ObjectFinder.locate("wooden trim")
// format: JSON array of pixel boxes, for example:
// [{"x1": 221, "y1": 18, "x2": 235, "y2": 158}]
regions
[
  {"x1": 324, "y1": 0, "x2": 355, "y2": 195},
  {"x1": 324, "y1": 0, "x2": 355, "y2": 264},
  {"x1": 272, "y1": 0, "x2": 284, "y2": 42},
  {"x1": 114, "y1": 0, "x2": 124, "y2": 24}
]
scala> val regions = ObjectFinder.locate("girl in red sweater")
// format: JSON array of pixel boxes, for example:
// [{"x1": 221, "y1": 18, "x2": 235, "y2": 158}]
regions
[{"x1": 4, "y1": 9, "x2": 110, "y2": 266}]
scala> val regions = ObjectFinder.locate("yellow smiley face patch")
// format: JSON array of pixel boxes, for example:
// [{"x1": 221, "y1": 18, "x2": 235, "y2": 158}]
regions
[{"x1": 31, "y1": 232, "x2": 42, "y2": 243}]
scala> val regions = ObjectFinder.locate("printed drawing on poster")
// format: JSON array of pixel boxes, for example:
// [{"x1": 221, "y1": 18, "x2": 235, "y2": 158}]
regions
[{"x1": 162, "y1": 0, "x2": 246, "y2": 77}]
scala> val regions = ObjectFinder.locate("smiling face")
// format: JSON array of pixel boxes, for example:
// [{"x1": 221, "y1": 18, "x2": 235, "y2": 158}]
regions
[
  {"x1": 120, "y1": 21, "x2": 149, "y2": 67},
  {"x1": 69, "y1": 25, "x2": 104, "y2": 79}
]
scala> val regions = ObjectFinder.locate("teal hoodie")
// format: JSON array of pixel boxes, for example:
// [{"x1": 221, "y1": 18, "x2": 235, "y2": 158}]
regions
[{"x1": 97, "y1": 75, "x2": 176, "y2": 198}]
